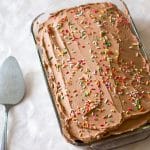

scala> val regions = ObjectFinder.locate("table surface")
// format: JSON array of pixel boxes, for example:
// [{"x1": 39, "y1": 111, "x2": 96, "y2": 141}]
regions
[{"x1": 0, "y1": 0, "x2": 150, "y2": 150}]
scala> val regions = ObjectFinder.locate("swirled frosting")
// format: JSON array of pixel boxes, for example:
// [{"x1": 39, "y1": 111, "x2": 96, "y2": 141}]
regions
[{"x1": 35, "y1": 2, "x2": 150, "y2": 143}]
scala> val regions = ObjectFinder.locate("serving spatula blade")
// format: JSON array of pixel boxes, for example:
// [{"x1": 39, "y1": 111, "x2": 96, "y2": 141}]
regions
[
  {"x1": 0, "y1": 56, "x2": 25, "y2": 150},
  {"x1": 0, "y1": 56, "x2": 25, "y2": 104}
]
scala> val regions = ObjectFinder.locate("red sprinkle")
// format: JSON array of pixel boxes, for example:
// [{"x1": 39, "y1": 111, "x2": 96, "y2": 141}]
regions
[{"x1": 128, "y1": 107, "x2": 133, "y2": 111}]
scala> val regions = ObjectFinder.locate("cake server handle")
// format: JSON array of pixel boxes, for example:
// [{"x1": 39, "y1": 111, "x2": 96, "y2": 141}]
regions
[{"x1": 0, "y1": 105, "x2": 10, "y2": 150}]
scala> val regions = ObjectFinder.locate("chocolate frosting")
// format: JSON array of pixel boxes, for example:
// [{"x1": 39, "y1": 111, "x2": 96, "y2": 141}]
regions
[{"x1": 36, "y1": 2, "x2": 150, "y2": 143}]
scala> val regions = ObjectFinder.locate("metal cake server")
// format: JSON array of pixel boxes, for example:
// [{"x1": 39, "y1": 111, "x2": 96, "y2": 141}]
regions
[{"x1": 0, "y1": 56, "x2": 25, "y2": 150}]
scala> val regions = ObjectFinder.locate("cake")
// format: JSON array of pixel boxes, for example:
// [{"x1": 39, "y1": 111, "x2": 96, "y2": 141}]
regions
[{"x1": 35, "y1": 2, "x2": 150, "y2": 144}]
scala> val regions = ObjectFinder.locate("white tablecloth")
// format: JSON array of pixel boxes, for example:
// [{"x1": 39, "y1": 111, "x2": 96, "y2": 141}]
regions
[{"x1": 0, "y1": 0, "x2": 150, "y2": 150}]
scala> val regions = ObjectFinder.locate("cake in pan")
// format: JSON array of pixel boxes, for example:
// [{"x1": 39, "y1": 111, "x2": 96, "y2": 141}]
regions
[{"x1": 35, "y1": 2, "x2": 150, "y2": 143}]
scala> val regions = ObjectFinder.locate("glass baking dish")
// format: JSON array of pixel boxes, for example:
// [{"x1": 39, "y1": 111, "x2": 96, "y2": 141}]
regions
[{"x1": 31, "y1": 0, "x2": 150, "y2": 149}]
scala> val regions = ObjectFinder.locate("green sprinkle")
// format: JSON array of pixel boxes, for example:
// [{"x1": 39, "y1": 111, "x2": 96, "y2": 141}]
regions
[
  {"x1": 135, "y1": 99, "x2": 141, "y2": 110},
  {"x1": 100, "y1": 14, "x2": 107, "y2": 20},
  {"x1": 107, "y1": 57, "x2": 113, "y2": 62},
  {"x1": 101, "y1": 31, "x2": 106, "y2": 37},
  {"x1": 68, "y1": 22, "x2": 73, "y2": 26},
  {"x1": 62, "y1": 48, "x2": 68, "y2": 55},
  {"x1": 99, "y1": 67, "x2": 103, "y2": 72},
  {"x1": 56, "y1": 64, "x2": 61, "y2": 71},
  {"x1": 61, "y1": 96, "x2": 64, "y2": 100},
  {"x1": 86, "y1": 68, "x2": 91, "y2": 73},
  {"x1": 49, "y1": 57, "x2": 53, "y2": 61},
  {"x1": 81, "y1": 30, "x2": 86, "y2": 36},
  {"x1": 116, "y1": 82, "x2": 120, "y2": 86},
  {"x1": 56, "y1": 23, "x2": 62, "y2": 30},
  {"x1": 111, "y1": 17, "x2": 116, "y2": 24},
  {"x1": 84, "y1": 91, "x2": 90, "y2": 97},
  {"x1": 76, "y1": 11, "x2": 83, "y2": 17},
  {"x1": 101, "y1": 51, "x2": 106, "y2": 55},
  {"x1": 63, "y1": 51, "x2": 67, "y2": 55},
  {"x1": 105, "y1": 41, "x2": 112, "y2": 48}
]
